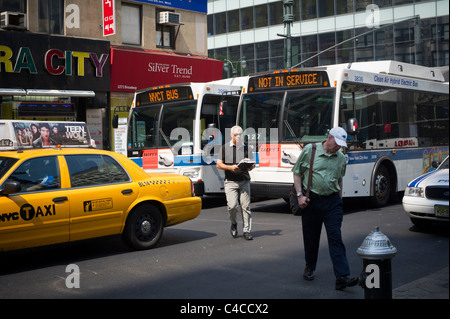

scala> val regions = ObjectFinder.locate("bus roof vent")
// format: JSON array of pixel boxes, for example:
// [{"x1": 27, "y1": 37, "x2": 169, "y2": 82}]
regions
[{"x1": 348, "y1": 60, "x2": 445, "y2": 82}]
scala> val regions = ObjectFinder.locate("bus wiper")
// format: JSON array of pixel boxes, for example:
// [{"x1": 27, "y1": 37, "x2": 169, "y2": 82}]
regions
[
  {"x1": 284, "y1": 120, "x2": 302, "y2": 147},
  {"x1": 269, "y1": 119, "x2": 277, "y2": 128},
  {"x1": 159, "y1": 128, "x2": 173, "y2": 150}
]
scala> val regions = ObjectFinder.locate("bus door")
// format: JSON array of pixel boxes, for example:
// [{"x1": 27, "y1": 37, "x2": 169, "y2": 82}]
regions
[{"x1": 199, "y1": 94, "x2": 240, "y2": 194}]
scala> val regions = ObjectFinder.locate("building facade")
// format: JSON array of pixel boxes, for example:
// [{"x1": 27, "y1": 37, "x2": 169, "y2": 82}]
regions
[
  {"x1": 207, "y1": 0, "x2": 449, "y2": 74},
  {"x1": 1, "y1": 0, "x2": 219, "y2": 150}
]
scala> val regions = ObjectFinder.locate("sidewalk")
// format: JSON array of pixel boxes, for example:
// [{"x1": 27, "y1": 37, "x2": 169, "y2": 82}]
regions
[{"x1": 392, "y1": 266, "x2": 449, "y2": 299}]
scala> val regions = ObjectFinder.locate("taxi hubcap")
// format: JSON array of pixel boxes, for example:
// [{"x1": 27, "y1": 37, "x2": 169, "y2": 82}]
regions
[
  {"x1": 135, "y1": 213, "x2": 156, "y2": 241},
  {"x1": 141, "y1": 220, "x2": 152, "y2": 234}
]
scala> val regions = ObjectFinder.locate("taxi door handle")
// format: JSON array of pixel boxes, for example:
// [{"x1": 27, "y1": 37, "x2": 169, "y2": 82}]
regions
[
  {"x1": 121, "y1": 189, "x2": 133, "y2": 195},
  {"x1": 53, "y1": 196, "x2": 68, "y2": 202}
]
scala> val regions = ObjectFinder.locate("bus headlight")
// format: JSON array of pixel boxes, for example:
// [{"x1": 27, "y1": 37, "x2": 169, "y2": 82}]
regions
[
  {"x1": 183, "y1": 168, "x2": 200, "y2": 179},
  {"x1": 405, "y1": 186, "x2": 424, "y2": 197}
]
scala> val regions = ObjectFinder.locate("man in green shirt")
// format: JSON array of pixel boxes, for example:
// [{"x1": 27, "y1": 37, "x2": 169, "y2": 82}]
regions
[{"x1": 292, "y1": 127, "x2": 357, "y2": 290}]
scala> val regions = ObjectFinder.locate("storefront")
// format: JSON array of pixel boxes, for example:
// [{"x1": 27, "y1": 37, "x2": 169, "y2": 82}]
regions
[
  {"x1": 109, "y1": 46, "x2": 224, "y2": 148},
  {"x1": 0, "y1": 31, "x2": 110, "y2": 149}
]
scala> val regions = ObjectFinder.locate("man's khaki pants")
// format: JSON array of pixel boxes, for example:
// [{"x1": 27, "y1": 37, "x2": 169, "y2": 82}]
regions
[{"x1": 224, "y1": 179, "x2": 252, "y2": 233}]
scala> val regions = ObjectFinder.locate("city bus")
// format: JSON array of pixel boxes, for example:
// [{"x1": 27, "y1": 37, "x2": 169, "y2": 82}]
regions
[
  {"x1": 114, "y1": 82, "x2": 242, "y2": 196},
  {"x1": 236, "y1": 61, "x2": 449, "y2": 207}
]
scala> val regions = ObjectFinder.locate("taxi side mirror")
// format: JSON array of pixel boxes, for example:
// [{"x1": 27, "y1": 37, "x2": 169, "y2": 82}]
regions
[{"x1": 0, "y1": 181, "x2": 22, "y2": 196}]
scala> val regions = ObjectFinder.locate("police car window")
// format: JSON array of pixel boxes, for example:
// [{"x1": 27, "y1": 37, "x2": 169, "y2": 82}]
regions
[
  {"x1": 66, "y1": 155, "x2": 111, "y2": 187},
  {"x1": 104, "y1": 156, "x2": 130, "y2": 183},
  {"x1": 6, "y1": 156, "x2": 60, "y2": 192}
]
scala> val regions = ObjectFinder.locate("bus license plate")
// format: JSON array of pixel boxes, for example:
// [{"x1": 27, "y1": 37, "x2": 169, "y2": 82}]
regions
[{"x1": 435, "y1": 205, "x2": 449, "y2": 218}]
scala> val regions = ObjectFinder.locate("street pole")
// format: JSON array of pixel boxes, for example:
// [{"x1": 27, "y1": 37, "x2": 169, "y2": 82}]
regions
[{"x1": 278, "y1": 0, "x2": 294, "y2": 69}]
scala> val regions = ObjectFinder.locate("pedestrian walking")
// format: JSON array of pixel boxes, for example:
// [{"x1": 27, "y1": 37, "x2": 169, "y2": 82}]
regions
[
  {"x1": 217, "y1": 125, "x2": 255, "y2": 240},
  {"x1": 292, "y1": 127, "x2": 358, "y2": 290}
]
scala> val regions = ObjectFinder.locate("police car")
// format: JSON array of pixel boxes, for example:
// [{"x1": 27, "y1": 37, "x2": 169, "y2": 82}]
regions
[
  {"x1": 0, "y1": 120, "x2": 201, "y2": 252},
  {"x1": 402, "y1": 155, "x2": 449, "y2": 227}
]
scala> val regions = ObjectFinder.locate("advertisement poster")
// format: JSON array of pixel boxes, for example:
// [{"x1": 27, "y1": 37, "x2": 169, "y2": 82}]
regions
[
  {"x1": 11, "y1": 121, "x2": 92, "y2": 148},
  {"x1": 143, "y1": 149, "x2": 174, "y2": 169},
  {"x1": 258, "y1": 144, "x2": 301, "y2": 167},
  {"x1": 86, "y1": 109, "x2": 103, "y2": 149}
]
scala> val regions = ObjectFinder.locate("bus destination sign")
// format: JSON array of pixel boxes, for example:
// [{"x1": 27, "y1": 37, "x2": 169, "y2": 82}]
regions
[
  {"x1": 249, "y1": 71, "x2": 330, "y2": 91},
  {"x1": 137, "y1": 86, "x2": 193, "y2": 106}
]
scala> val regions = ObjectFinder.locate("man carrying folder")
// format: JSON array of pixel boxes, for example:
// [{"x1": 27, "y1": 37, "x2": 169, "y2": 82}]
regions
[{"x1": 217, "y1": 126, "x2": 255, "y2": 240}]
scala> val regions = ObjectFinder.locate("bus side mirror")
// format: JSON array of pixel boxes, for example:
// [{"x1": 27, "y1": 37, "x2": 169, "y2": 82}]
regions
[
  {"x1": 112, "y1": 114, "x2": 119, "y2": 129},
  {"x1": 347, "y1": 118, "x2": 359, "y2": 135}
]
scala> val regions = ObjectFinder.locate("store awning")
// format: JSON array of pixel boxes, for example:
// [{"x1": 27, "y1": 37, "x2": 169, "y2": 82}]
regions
[
  {"x1": 26, "y1": 89, "x2": 95, "y2": 97},
  {"x1": 0, "y1": 89, "x2": 27, "y2": 96},
  {"x1": 0, "y1": 89, "x2": 95, "y2": 97},
  {"x1": 110, "y1": 46, "x2": 224, "y2": 93}
]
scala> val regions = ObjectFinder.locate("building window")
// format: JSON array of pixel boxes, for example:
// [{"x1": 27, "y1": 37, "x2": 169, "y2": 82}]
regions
[
  {"x1": 214, "y1": 12, "x2": 227, "y2": 35},
  {"x1": 0, "y1": 0, "x2": 26, "y2": 13},
  {"x1": 156, "y1": 8, "x2": 176, "y2": 48},
  {"x1": 268, "y1": 2, "x2": 283, "y2": 26},
  {"x1": 207, "y1": 14, "x2": 214, "y2": 36},
  {"x1": 318, "y1": 0, "x2": 334, "y2": 18},
  {"x1": 38, "y1": 0, "x2": 63, "y2": 34},
  {"x1": 301, "y1": 0, "x2": 317, "y2": 20},
  {"x1": 254, "y1": 5, "x2": 268, "y2": 28},
  {"x1": 122, "y1": 2, "x2": 141, "y2": 46},
  {"x1": 336, "y1": 0, "x2": 353, "y2": 15},
  {"x1": 240, "y1": 7, "x2": 253, "y2": 30},
  {"x1": 227, "y1": 9, "x2": 239, "y2": 32}
]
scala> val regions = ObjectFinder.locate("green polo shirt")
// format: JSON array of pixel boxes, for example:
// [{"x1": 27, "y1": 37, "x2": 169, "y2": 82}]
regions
[{"x1": 292, "y1": 142, "x2": 346, "y2": 196}]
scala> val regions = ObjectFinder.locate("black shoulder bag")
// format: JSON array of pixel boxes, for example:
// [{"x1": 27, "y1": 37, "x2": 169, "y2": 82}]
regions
[{"x1": 289, "y1": 143, "x2": 316, "y2": 216}]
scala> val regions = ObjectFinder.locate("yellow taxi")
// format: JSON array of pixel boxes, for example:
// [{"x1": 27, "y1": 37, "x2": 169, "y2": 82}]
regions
[{"x1": 0, "y1": 120, "x2": 202, "y2": 252}]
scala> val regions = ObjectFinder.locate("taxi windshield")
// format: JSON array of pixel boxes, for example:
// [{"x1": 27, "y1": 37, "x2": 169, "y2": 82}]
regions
[{"x1": 0, "y1": 157, "x2": 18, "y2": 179}]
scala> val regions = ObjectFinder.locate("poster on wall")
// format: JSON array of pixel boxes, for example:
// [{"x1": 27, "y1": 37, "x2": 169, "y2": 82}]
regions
[
  {"x1": 114, "y1": 117, "x2": 128, "y2": 156},
  {"x1": 86, "y1": 109, "x2": 103, "y2": 149}
]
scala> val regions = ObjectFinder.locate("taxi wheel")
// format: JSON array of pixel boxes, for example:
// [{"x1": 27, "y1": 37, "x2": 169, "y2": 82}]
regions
[{"x1": 123, "y1": 205, "x2": 164, "y2": 250}]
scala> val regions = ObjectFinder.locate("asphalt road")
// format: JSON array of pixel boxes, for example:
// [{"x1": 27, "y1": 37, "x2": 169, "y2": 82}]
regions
[{"x1": 0, "y1": 196, "x2": 448, "y2": 303}]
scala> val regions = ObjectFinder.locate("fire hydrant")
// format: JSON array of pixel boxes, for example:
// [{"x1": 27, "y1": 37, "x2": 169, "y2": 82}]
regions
[{"x1": 356, "y1": 226, "x2": 397, "y2": 299}]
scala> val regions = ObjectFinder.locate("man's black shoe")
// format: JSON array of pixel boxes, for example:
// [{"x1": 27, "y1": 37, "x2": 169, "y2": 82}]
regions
[
  {"x1": 303, "y1": 268, "x2": 314, "y2": 281},
  {"x1": 230, "y1": 223, "x2": 238, "y2": 238},
  {"x1": 335, "y1": 276, "x2": 358, "y2": 290},
  {"x1": 243, "y1": 232, "x2": 253, "y2": 240}
]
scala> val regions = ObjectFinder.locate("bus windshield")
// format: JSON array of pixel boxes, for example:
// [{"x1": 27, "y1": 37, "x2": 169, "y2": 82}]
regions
[
  {"x1": 239, "y1": 88, "x2": 335, "y2": 144},
  {"x1": 128, "y1": 100, "x2": 197, "y2": 150}
]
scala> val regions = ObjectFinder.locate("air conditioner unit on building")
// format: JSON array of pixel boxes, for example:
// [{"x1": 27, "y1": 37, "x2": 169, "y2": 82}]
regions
[
  {"x1": 0, "y1": 11, "x2": 27, "y2": 30},
  {"x1": 158, "y1": 12, "x2": 181, "y2": 26}
]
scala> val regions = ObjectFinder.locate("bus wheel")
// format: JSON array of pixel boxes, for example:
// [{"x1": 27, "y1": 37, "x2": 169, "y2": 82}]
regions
[
  {"x1": 371, "y1": 165, "x2": 391, "y2": 207},
  {"x1": 122, "y1": 205, "x2": 164, "y2": 250}
]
